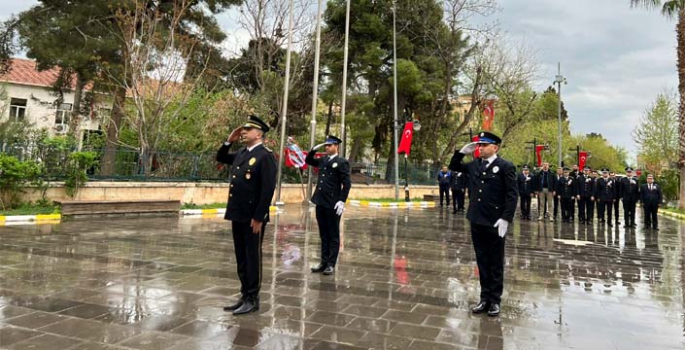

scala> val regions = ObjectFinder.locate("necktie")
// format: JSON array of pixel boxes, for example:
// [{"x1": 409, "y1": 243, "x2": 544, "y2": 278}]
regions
[
  {"x1": 480, "y1": 160, "x2": 489, "y2": 173},
  {"x1": 650, "y1": 184, "x2": 653, "y2": 191}
]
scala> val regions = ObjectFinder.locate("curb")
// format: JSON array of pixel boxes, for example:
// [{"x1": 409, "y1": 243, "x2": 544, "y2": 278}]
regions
[
  {"x1": 0, "y1": 214, "x2": 61, "y2": 226},
  {"x1": 180, "y1": 206, "x2": 279, "y2": 217},
  {"x1": 658, "y1": 209, "x2": 685, "y2": 220},
  {"x1": 348, "y1": 200, "x2": 435, "y2": 209}
]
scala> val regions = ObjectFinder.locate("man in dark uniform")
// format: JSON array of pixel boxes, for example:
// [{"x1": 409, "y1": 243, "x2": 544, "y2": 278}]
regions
[
  {"x1": 552, "y1": 167, "x2": 563, "y2": 221},
  {"x1": 437, "y1": 166, "x2": 452, "y2": 208},
  {"x1": 557, "y1": 167, "x2": 576, "y2": 223},
  {"x1": 576, "y1": 166, "x2": 595, "y2": 225},
  {"x1": 216, "y1": 115, "x2": 277, "y2": 315},
  {"x1": 640, "y1": 174, "x2": 662, "y2": 230},
  {"x1": 451, "y1": 171, "x2": 467, "y2": 214},
  {"x1": 449, "y1": 131, "x2": 518, "y2": 317},
  {"x1": 620, "y1": 167, "x2": 640, "y2": 228},
  {"x1": 610, "y1": 171, "x2": 621, "y2": 225},
  {"x1": 518, "y1": 165, "x2": 534, "y2": 220},
  {"x1": 306, "y1": 135, "x2": 352, "y2": 275},
  {"x1": 595, "y1": 168, "x2": 617, "y2": 226},
  {"x1": 535, "y1": 162, "x2": 554, "y2": 221}
]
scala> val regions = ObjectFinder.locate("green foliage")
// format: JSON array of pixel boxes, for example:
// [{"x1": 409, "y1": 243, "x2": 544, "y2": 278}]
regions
[
  {"x1": 632, "y1": 92, "x2": 678, "y2": 173},
  {"x1": 0, "y1": 154, "x2": 42, "y2": 209},
  {"x1": 658, "y1": 168, "x2": 679, "y2": 202},
  {"x1": 64, "y1": 151, "x2": 97, "y2": 198},
  {"x1": 0, "y1": 201, "x2": 59, "y2": 216}
]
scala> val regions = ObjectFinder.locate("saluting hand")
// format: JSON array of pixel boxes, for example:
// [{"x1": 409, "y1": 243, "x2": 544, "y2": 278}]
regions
[
  {"x1": 312, "y1": 143, "x2": 326, "y2": 151},
  {"x1": 227, "y1": 127, "x2": 242, "y2": 143},
  {"x1": 459, "y1": 142, "x2": 478, "y2": 155}
]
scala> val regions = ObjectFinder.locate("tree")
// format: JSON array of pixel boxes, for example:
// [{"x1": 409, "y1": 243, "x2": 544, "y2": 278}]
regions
[
  {"x1": 631, "y1": 0, "x2": 685, "y2": 208},
  {"x1": 633, "y1": 92, "x2": 678, "y2": 173}
]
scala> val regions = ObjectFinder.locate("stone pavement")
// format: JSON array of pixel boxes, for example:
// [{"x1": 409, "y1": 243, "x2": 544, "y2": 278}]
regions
[{"x1": 0, "y1": 206, "x2": 684, "y2": 349}]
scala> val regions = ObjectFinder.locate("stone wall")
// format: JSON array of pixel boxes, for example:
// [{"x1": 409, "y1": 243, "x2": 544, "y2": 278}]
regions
[{"x1": 22, "y1": 182, "x2": 440, "y2": 205}]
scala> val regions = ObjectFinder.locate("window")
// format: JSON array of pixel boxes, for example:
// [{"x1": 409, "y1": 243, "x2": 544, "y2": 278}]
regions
[
  {"x1": 9, "y1": 98, "x2": 27, "y2": 121},
  {"x1": 55, "y1": 103, "x2": 72, "y2": 125}
]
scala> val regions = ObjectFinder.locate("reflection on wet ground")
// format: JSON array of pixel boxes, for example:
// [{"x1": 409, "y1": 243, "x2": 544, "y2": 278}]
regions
[{"x1": 0, "y1": 206, "x2": 684, "y2": 349}]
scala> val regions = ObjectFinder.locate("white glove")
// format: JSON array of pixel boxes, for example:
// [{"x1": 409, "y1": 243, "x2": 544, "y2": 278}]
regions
[
  {"x1": 313, "y1": 143, "x2": 326, "y2": 150},
  {"x1": 493, "y1": 219, "x2": 509, "y2": 238},
  {"x1": 334, "y1": 201, "x2": 344, "y2": 216},
  {"x1": 459, "y1": 142, "x2": 478, "y2": 154}
]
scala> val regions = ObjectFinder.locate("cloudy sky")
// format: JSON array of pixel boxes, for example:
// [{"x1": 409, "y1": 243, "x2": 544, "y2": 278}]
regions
[{"x1": 1, "y1": 0, "x2": 677, "y2": 161}]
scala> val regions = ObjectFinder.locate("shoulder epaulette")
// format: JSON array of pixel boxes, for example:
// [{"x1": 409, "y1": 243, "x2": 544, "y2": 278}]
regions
[{"x1": 264, "y1": 146, "x2": 273, "y2": 153}]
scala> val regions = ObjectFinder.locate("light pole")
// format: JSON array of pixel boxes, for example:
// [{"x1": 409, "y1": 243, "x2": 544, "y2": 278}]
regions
[
  {"x1": 305, "y1": 0, "x2": 324, "y2": 204},
  {"x1": 339, "y1": 0, "x2": 352, "y2": 156},
  {"x1": 392, "y1": 0, "x2": 400, "y2": 200},
  {"x1": 554, "y1": 62, "x2": 567, "y2": 168},
  {"x1": 275, "y1": 0, "x2": 295, "y2": 205}
]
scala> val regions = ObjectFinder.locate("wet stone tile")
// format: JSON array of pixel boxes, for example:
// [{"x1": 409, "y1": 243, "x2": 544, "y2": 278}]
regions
[
  {"x1": 39, "y1": 317, "x2": 141, "y2": 344},
  {"x1": 7, "y1": 333, "x2": 83, "y2": 350},
  {"x1": 118, "y1": 331, "x2": 193, "y2": 350},
  {"x1": 0, "y1": 325, "x2": 42, "y2": 347},
  {"x1": 5, "y1": 311, "x2": 69, "y2": 329}
]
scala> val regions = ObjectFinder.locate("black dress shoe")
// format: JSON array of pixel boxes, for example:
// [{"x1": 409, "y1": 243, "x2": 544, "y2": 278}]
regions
[
  {"x1": 487, "y1": 303, "x2": 501, "y2": 317},
  {"x1": 311, "y1": 264, "x2": 326, "y2": 273},
  {"x1": 653, "y1": 227, "x2": 659, "y2": 231},
  {"x1": 233, "y1": 299, "x2": 259, "y2": 315},
  {"x1": 471, "y1": 301, "x2": 489, "y2": 314},
  {"x1": 223, "y1": 298, "x2": 244, "y2": 311},
  {"x1": 323, "y1": 266, "x2": 335, "y2": 275}
]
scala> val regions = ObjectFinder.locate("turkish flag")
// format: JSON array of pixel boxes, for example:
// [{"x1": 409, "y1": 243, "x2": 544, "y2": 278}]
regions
[
  {"x1": 482, "y1": 100, "x2": 495, "y2": 131},
  {"x1": 472, "y1": 135, "x2": 480, "y2": 158},
  {"x1": 579, "y1": 151, "x2": 588, "y2": 170},
  {"x1": 397, "y1": 122, "x2": 414, "y2": 155},
  {"x1": 535, "y1": 145, "x2": 545, "y2": 167}
]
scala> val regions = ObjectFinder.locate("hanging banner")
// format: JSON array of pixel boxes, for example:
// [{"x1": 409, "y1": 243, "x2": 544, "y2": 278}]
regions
[
  {"x1": 482, "y1": 100, "x2": 495, "y2": 131},
  {"x1": 397, "y1": 122, "x2": 414, "y2": 155},
  {"x1": 535, "y1": 145, "x2": 545, "y2": 167},
  {"x1": 578, "y1": 151, "x2": 588, "y2": 170}
]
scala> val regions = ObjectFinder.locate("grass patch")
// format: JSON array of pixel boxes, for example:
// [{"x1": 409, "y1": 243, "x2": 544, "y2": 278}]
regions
[
  {"x1": 181, "y1": 202, "x2": 226, "y2": 210},
  {"x1": 0, "y1": 202, "x2": 60, "y2": 216},
  {"x1": 661, "y1": 207, "x2": 685, "y2": 215}
]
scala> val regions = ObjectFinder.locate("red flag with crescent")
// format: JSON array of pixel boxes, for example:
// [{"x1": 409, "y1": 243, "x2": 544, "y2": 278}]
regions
[
  {"x1": 535, "y1": 145, "x2": 545, "y2": 167},
  {"x1": 472, "y1": 135, "x2": 480, "y2": 158},
  {"x1": 482, "y1": 100, "x2": 495, "y2": 131},
  {"x1": 579, "y1": 151, "x2": 588, "y2": 170},
  {"x1": 397, "y1": 122, "x2": 414, "y2": 155}
]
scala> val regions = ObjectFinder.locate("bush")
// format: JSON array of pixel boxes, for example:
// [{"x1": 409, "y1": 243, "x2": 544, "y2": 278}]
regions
[
  {"x1": 0, "y1": 154, "x2": 43, "y2": 209},
  {"x1": 64, "y1": 151, "x2": 98, "y2": 197}
]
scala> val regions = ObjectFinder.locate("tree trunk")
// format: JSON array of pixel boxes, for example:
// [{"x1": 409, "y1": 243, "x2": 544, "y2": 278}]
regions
[
  {"x1": 325, "y1": 100, "x2": 333, "y2": 135},
  {"x1": 348, "y1": 137, "x2": 363, "y2": 163},
  {"x1": 101, "y1": 86, "x2": 126, "y2": 176},
  {"x1": 69, "y1": 75, "x2": 85, "y2": 150},
  {"x1": 678, "y1": 10, "x2": 685, "y2": 209}
]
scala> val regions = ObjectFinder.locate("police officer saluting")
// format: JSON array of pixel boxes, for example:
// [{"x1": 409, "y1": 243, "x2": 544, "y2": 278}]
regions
[
  {"x1": 216, "y1": 115, "x2": 277, "y2": 315},
  {"x1": 306, "y1": 135, "x2": 352, "y2": 275},
  {"x1": 620, "y1": 167, "x2": 640, "y2": 228},
  {"x1": 518, "y1": 165, "x2": 534, "y2": 220},
  {"x1": 449, "y1": 131, "x2": 518, "y2": 317}
]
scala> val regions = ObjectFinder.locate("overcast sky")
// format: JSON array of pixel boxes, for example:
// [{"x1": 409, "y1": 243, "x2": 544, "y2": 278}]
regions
[{"x1": 1, "y1": 0, "x2": 677, "y2": 162}]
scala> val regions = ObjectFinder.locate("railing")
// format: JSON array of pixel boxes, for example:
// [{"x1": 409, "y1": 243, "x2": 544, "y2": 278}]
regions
[{"x1": 0, "y1": 141, "x2": 441, "y2": 185}]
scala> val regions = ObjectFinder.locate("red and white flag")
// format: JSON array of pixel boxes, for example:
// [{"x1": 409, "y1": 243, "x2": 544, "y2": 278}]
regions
[
  {"x1": 397, "y1": 122, "x2": 415, "y2": 155},
  {"x1": 472, "y1": 135, "x2": 480, "y2": 158},
  {"x1": 535, "y1": 145, "x2": 545, "y2": 167},
  {"x1": 579, "y1": 151, "x2": 588, "y2": 170},
  {"x1": 481, "y1": 100, "x2": 495, "y2": 131}
]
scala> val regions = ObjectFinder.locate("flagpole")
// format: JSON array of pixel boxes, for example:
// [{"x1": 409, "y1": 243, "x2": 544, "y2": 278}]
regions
[
  {"x1": 339, "y1": 0, "x2": 352, "y2": 156},
  {"x1": 275, "y1": 0, "x2": 295, "y2": 205},
  {"x1": 392, "y1": 0, "x2": 399, "y2": 200},
  {"x1": 305, "y1": 0, "x2": 325, "y2": 204}
]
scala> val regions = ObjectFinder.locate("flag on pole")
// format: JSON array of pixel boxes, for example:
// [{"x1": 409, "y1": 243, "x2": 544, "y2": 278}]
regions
[
  {"x1": 481, "y1": 100, "x2": 495, "y2": 131},
  {"x1": 535, "y1": 145, "x2": 545, "y2": 167},
  {"x1": 285, "y1": 137, "x2": 308, "y2": 170},
  {"x1": 397, "y1": 121, "x2": 414, "y2": 155},
  {"x1": 579, "y1": 151, "x2": 588, "y2": 170}
]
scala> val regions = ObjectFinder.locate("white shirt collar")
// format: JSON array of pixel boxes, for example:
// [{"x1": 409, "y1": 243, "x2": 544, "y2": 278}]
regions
[
  {"x1": 247, "y1": 142, "x2": 263, "y2": 152},
  {"x1": 328, "y1": 154, "x2": 338, "y2": 160},
  {"x1": 483, "y1": 154, "x2": 497, "y2": 164}
]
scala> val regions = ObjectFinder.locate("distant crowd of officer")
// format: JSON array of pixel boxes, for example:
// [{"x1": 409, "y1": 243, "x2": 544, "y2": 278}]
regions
[{"x1": 438, "y1": 162, "x2": 664, "y2": 230}]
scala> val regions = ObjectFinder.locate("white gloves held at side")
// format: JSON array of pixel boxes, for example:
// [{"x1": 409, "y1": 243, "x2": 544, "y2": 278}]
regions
[
  {"x1": 459, "y1": 142, "x2": 478, "y2": 154},
  {"x1": 493, "y1": 219, "x2": 509, "y2": 238},
  {"x1": 334, "y1": 201, "x2": 344, "y2": 216}
]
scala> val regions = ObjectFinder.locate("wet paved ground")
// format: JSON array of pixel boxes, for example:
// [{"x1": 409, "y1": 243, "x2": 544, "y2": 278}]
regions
[{"x1": 0, "y1": 205, "x2": 684, "y2": 350}]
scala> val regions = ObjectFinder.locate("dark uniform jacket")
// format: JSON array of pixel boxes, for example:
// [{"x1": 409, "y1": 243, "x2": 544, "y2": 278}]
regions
[
  {"x1": 594, "y1": 177, "x2": 617, "y2": 202},
  {"x1": 450, "y1": 171, "x2": 467, "y2": 192},
  {"x1": 305, "y1": 153, "x2": 352, "y2": 209},
  {"x1": 640, "y1": 183, "x2": 662, "y2": 206},
  {"x1": 577, "y1": 174, "x2": 595, "y2": 198},
  {"x1": 517, "y1": 173, "x2": 534, "y2": 196},
  {"x1": 621, "y1": 176, "x2": 640, "y2": 202},
  {"x1": 449, "y1": 153, "x2": 518, "y2": 226},
  {"x1": 611, "y1": 177, "x2": 623, "y2": 200},
  {"x1": 557, "y1": 176, "x2": 576, "y2": 199},
  {"x1": 551, "y1": 174, "x2": 564, "y2": 194},
  {"x1": 216, "y1": 143, "x2": 277, "y2": 223}
]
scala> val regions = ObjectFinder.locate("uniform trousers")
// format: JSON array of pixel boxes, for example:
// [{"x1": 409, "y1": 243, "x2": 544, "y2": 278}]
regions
[
  {"x1": 232, "y1": 220, "x2": 266, "y2": 300},
  {"x1": 439, "y1": 184, "x2": 451, "y2": 206},
  {"x1": 538, "y1": 188, "x2": 553, "y2": 218},
  {"x1": 316, "y1": 206, "x2": 341, "y2": 267},
  {"x1": 643, "y1": 204, "x2": 659, "y2": 229},
  {"x1": 520, "y1": 195, "x2": 531, "y2": 218},
  {"x1": 471, "y1": 224, "x2": 505, "y2": 304},
  {"x1": 452, "y1": 189, "x2": 465, "y2": 211},
  {"x1": 561, "y1": 197, "x2": 574, "y2": 221},
  {"x1": 613, "y1": 200, "x2": 621, "y2": 221},
  {"x1": 623, "y1": 200, "x2": 637, "y2": 225},
  {"x1": 597, "y1": 201, "x2": 613, "y2": 222},
  {"x1": 578, "y1": 197, "x2": 594, "y2": 222}
]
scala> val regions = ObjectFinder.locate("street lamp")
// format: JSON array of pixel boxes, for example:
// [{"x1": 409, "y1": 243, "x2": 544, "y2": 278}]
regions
[
  {"x1": 392, "y1": 0, "x2": 400, "y2": 200},
  {"x1": 553, "y1": 62, "x2": 567, "y2": 168},
  {"x1": 403, "y1": 119, "x2": 421, "y2": 202}
]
